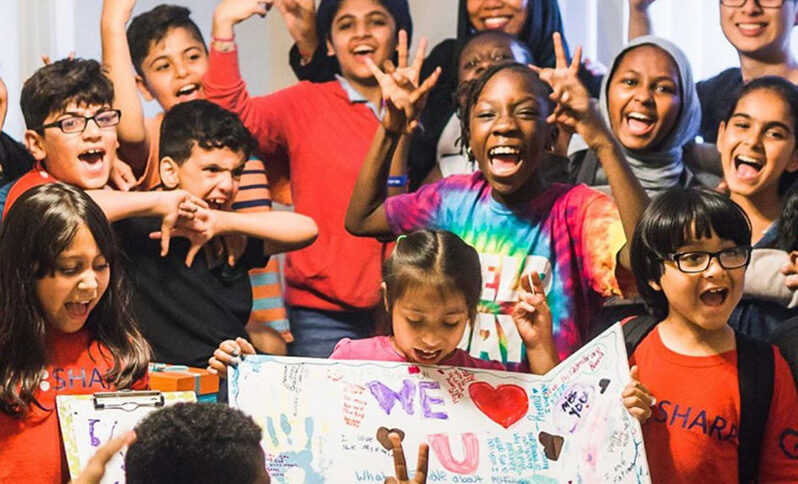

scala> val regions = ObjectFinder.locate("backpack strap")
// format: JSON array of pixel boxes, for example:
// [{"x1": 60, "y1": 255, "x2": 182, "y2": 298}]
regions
[
  {"x1": 621, "y1": 314, "x2": 660, "y2": 357},
  {"x1": 736, "y1": 331, "x2": 775, "y2": 484}
]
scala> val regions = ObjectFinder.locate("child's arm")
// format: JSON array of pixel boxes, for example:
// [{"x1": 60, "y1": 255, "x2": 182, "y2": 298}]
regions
[
  {"x1": 207, "y1": 337, "x2": 256, "y2": 378},
  {"x1": 101, "y1": 0, "x2": 149, "y2": 175},
  {"x1": 244, "y1": 321, "x2": 288, "y2": 356},
  {"x1": 623, "y1": 365, "x2": 655, "y2": 423},
  {"x1": 534, "y1": 33, "x2": 649, "y2": 270},
  {"x1": 384, "y1": 432, "x2": 429, "y2": 484},
  {"x1": 345, "y1": 33, "x2": 441, "y2": 237},
  {"x1": 513, "y1": 272, "x2": 559, "y2": 374},
  {"x1": 273, "y1": 0, "x2": 319, "y2": 68},
  {"x1": 628, "y1": 0, "x2": 656, "y2": 41}
]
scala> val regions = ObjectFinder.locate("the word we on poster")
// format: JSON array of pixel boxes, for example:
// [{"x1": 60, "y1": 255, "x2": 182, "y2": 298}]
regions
[{"x1": 229, "y1": 323, "x2": 650, "y2": 483}]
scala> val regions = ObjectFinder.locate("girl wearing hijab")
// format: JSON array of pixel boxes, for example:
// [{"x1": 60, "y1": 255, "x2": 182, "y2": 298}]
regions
[{"x1": 568, "y1": 36, "x2": 716, "y2": 197}]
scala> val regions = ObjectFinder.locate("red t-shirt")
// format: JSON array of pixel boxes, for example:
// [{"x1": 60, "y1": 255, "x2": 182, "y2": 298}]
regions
[
  {"x1": 1, "y1": 163, "x2": 53, "y2": 219},
  {"x1": 629, "y1": 326, "x2": 798, "y2": 483},
  {"x1": 0, "y1": 329, "x2": 148, "y2": 483}
]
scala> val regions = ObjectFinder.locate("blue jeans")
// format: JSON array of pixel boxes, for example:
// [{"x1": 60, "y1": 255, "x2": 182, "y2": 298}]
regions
[{"x1": 288, "y1": 306, "x2": 374, "y2": 358}]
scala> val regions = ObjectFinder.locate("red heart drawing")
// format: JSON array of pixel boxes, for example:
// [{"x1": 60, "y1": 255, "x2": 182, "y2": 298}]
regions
[{"x1": 468, "y1": 382, "x2": 529, "y2": 429}]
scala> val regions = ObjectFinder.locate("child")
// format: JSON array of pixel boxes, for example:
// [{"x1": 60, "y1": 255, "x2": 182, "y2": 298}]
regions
[
  {"x1": 102, "y1": 2, "x2": 292, "y2": 344},
  {"x1": 113, "y1": 99, "x2": 316, "y2": 370},
  {"x1": 204, "y1": 0, "x2": 416, "y2": 358},
  {"x1": 627, "y1": 187, "x2": 798, "y2": 482},
  {"x1": 717, "y1": 77, "x2": 798, "y2": 339},
  {"x1": 0, "y1": 73, "x2": 35, "y2": 186},
  {"x1": 0, "y1": 183, "x2": 150, "y2": 484},
  {"x1": 346, "y1": 33, "x2": 649, "y2": 367}
]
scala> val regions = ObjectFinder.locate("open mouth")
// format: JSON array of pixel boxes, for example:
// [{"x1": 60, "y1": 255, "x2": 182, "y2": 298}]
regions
[
  {"x1": 78, "y1": 148, "x2": 106, "y2": 166},
  {"x1": 65, "y1": 301, "x2": 91, "y2": 318},
  {"x1": 413, "y1": 348, "x2": 442, "y2": 363},
  {"x1": 206, "y1": 197, "x2": 228, "y2": 210},
  {"x1": 625, "y1": 112, "x2": 656, "y2": 136},
  {"x1": 733, "y1": 154, "x2": 763, "y2": 180},
  {"x1": 488, "y1": 145, "x2": 523, "y2": 177},
  {"x1": 699, "y1": 287, "x2": 729, "y2": 307},
  {"x1": 175, "y1": 83, "x2": 201, "y2": 99},
  {"x1": 352, "y1": 45, "x2": 376, "y2": 62},
  {"x1": 736, "y1": 22, "x2": 767, "y2": 35},
  {"x1": 482, "y1": 16, "x2": 512, "y2": 30}
]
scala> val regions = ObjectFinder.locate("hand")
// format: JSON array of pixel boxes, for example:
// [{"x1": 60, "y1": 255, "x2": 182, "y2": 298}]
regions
[
  {"x1": 781, "y1": 251, "x2": 798, "y2": 291},
  {"x1": 513, "y1": 272, "x2": 554, "y2": 351},
  {"x1": 210, "y1": 234, "x2": 248, "y2": 267},
  {"x1": 41, "y1": 52, "x2": 75, "y2": 66},
  {"x1": 384, "y1": 432, "x2": 429, "y2": 484},
  {"x1": 274, "y1": 0, "x2": 317, "y2": 57},
  {"x1": 629, "y1": 0, "x2": 657, "y2": 12},
  {"x1": 213, "y1": 0, "x2": 270, "y2": 39},
  {"x1": 532, "y1": 33, "x2": 610, "y2": 149},
  {"x1": 152, "y1": 190, "x2": 208, "y2": 260},
  {"x1": 623, "y1": 366, "x2": 655, "y2": 423},
  {"x1": 68, "y1": 431, "x2": 136, "y2": 484},
  {"x1": 109, "y1": 159, "x2": 136, "y2": 191},
  {"x1": 101, "y1": 0, "x2": 137, "y2": 29},
  {"x1": 208, "y1": 337, "x2": 257, "y2": 378},
  {"x1": 365, "y1": 31, "x2": 441, "y2": 134}
]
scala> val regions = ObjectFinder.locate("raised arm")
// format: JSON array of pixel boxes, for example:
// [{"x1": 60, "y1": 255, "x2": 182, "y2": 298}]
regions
[
  {"x1": 101, "y1": 0, "x2": 149, "y2": 175},
  {"x1": 628, "y1": 0, "x2": 656, "y2": 41},
  {"x1": 535, "y1": 33, "x2": 649, "y2": 270},
  {"x1": 345, "y1": 32, "x2": 440, "y2": 237},
  {"x1": 274, "y1": 0, "x2": 320, "y2": 70}
]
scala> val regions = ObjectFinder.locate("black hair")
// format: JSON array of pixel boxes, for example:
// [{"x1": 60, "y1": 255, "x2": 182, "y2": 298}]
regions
[
  {"x1": 316, "y1": 0, "x2": 412, "y2": 44},
  {"x1": 159, "y1": 99, "x2": 256, "y2": 165},
  {"x1": 630, "y1": 187, "x2": 752, "y2": 319},
  {"x1": 459, "y1": 62, "x2": 552, "y2": 162},
  {"x1": 125, "y1": 402, "x2": 267, "y2": 484},
  {"x1": 777, "y1": 182, "x2": 798, "y2": 251},
  {"x1": 723, "y1": 75, "x2": 798, "y2": 195},
  {"x1": 20, "y1": 58, "x2": 114, "y2": 131},
  {"x1": 127, "y1": 4, "x2": 207, "y2": 77},
  {"x1": 0, "y1": 183, "x2": 150, "y2": 417},
  {"x1": 383, "y1": 230, "x2": 482, "y2": 323}
]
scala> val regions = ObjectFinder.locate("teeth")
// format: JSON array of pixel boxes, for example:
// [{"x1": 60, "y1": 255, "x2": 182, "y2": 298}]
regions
[
  {"x1": 489, "y1": 146, "x2": 520, "y2": 156},
  {"x1": 353, "y1": 46, "x2": 374, "y2": 54},
  {"x1": 177, "y1": 84, "x2": 198, "y2": 96},
  {"x1": 736, "y1": 155, "x2": 761, "y2": 165},
  {"x1": 483, "y1": 16, "x2": 510, "y2": 28},
  {"x1": 627, "y1": 113, "x2": 652, "y2": 121}
]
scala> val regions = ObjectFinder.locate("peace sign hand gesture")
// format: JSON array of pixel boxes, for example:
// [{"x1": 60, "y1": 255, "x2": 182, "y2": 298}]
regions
[{"x1": 365, "y1": 30, "x2": 441, "y2": 134}]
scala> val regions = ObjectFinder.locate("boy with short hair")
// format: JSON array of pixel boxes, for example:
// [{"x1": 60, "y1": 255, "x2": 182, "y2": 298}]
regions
[
  {"x1": 102, "y1": 0, "x2": 293, "y2": 341},
  {"x1": 113, "y1": 99, "x2": 317, "y2": 368}
]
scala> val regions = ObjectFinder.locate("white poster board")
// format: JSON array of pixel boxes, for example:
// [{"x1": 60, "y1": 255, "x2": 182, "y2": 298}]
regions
[{"x1": 230, "y1": 323, "x2": 650, "y2": 483}]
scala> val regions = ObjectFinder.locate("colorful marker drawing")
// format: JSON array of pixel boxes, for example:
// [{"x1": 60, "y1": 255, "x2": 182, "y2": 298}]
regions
[{"x1": 229, "y1": 323, "x2": 651, "y2": 483}]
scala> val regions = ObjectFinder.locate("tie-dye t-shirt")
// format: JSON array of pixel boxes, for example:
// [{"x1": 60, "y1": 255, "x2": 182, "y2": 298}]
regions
[{"x1": 384, "y1": 172, "x2": 629, "y2": 365}]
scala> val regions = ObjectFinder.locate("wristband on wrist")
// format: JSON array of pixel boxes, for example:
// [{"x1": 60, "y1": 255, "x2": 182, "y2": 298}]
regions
[
  {"x1": 387, "y1": 175, "x2": 408, "y2": 188},
  {"x1": 212, "y1": 35, "x2": 235, "y2": 42}
]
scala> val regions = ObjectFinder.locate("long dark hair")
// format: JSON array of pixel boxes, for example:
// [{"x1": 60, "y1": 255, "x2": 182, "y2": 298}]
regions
[{"x1": 0, "y1": 183, "x2": 150, "y2": 417}]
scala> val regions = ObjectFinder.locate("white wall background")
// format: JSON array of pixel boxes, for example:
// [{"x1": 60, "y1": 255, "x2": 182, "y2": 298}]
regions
[{"x1": 1, "y1": 0, "x2": 796, "y2": 139}]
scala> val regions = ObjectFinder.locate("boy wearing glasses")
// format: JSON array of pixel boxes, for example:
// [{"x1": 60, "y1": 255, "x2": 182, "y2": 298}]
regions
[
  {"x1": 627, "y1": 187, "x2": 798, "y2": 483},
  {"x1": 629, "y1": 0, "x2": 798, "y2": 143}
]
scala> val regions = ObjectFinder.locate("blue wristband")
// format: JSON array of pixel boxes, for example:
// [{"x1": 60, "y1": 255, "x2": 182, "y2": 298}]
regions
[{"x1": 387, "y1": 175, "x2": 408, "y2": 188}]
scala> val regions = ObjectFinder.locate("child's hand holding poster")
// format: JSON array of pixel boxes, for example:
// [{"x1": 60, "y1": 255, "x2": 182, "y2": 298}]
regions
[{"x1": 229, "y1": 323, "x2": 650, "y2": 483}]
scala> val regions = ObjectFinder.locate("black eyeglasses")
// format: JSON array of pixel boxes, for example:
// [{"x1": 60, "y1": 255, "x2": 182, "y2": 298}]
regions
[
  {"x1": 721, "y1": 0, "x2": 788, "y2": 8},
  {"x1": 663, "y1": 246, "x2": 752, "y2": 273},
  {"x1": 36, "y1": 110, "x2": 121, "y2": 134}
]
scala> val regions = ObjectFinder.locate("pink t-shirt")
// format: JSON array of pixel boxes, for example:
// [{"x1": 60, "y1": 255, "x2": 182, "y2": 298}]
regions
[{"x1": 331, "y1": 336, "x2": 508, "y2": 371}]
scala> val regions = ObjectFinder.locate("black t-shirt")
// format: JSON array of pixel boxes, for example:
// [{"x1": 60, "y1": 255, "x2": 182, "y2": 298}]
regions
[
  {"x1": 697, "y1": 67, "x2": 744, "y2": 144},
  {"x1": 0, "y1": 131, "x2": 34, "y2": 186},
  {"x1": 115, "y1": 217, "x2": 267, "y2": 368}
]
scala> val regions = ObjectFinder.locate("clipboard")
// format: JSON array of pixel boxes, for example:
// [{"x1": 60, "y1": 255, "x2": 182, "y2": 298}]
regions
[{"x1": 57, "y1": 390, "x2": 196, "y2": 483}]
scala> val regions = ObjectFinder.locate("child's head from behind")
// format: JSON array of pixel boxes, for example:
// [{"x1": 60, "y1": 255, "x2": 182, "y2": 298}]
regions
[
  {"x1": 382, "y1": 230, "x2": 481, "y2": 364},
  {"x1": 159, "y1": 100, "x2": 256, "y2": 210},
  {"x1": 0, "y1": 183, "x2": 148, "y2": 416},
  {"x1": 604, "y1": 37, "x2": 700, "y2": 153},
  {"x1": 719, "y1": 0, "x2": 798, "y2": 61},
  {"x1": 631, "y1": 188, "x2": 752, "y2": 330},
  {"x1": 127, "y1": 4, "x2": 207, "y2": 111},
  {"x1": 125, "y1": 402, "x2": 269, "y2": 484},
  {"x1": 318, "y1": 0, "x2": 411, "y2": 86},
  {"x1": 21, "y1": 58, "x2": 117, "y2": 189},
  {"x1": 719, "y1": 76, "x2": 798, "y2": 201},
  {"x1": 460, "y1": 62, "x2": 554, "y2": 202}
]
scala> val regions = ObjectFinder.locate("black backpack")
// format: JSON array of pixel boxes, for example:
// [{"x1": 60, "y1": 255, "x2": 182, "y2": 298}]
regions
[{"x1": 623, "y1": 315, "x2": 775, "y2": 484}]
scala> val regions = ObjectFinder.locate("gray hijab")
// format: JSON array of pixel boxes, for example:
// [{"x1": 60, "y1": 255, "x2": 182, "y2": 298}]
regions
[{"x1": 599, "y1": 36, "x2": 701, "y2": 195}]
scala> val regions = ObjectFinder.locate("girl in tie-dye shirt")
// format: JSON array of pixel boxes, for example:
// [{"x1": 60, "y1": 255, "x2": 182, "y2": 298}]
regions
[{"x1": 346, "y1": 34, "x2": 648, "y2": 367}]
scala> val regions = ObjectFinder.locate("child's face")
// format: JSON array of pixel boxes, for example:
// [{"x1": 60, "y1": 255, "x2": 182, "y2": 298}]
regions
[
  {"x1": 652, "y1": 231, "x2": 746, "y2": 333},
  {"x1": 36, "y1": 224, "x2": 110, "y2": 334},
  {"x1": 607, "y1": 45, "x2": 682, "y2": 152},
  {"x1": 326, "y1": 0, "x2": 397, "y2": 86},
  {"x1": 466, "y1": 0, "x2": 529, "y2": 35},
  {"x1": 718, "y1": 88, "x2": 798, "y2": 200},
  {"x1": 720, "y1": 0, "x2": 798, "y2": 59},
  {"x1": 137, "y1": 26, "x2": 207, "y2": 111},
  {"x1": 165, "y1": 145, "x2": 245, "y2": 211},
  {"x1": 25, "y1": 102, "x2": 117, "y2": 189},
  {"x1": 458, "y1": 35, "x2": 527, "y2": 84},
  {"x1": 390, "y1": 283, "x2": 470, "y2": 365},
  {"x1": 468, "y1": 69, "x2": 551, "y2": 198}
]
